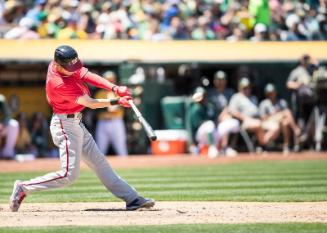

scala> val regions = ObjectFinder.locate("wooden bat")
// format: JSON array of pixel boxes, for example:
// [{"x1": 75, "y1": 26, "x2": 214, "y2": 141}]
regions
[{"x1": 128, "y1": 100, "x2": 157, "y2": 141}]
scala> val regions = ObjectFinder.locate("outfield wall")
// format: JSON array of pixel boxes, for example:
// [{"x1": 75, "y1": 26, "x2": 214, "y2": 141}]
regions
[{"x1": 0, "y1": 40, "x2": 326, "y2": 63}]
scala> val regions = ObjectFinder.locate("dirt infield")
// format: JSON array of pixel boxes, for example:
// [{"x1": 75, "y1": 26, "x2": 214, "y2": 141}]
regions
[
  {"x1": 0, "y1": 202, "x2": 327, "y2": 227},
  {"x1": 1, "y1": 153, "x2": 327, "y2": 227},
  {"x1": 1, "y1": 152, "x2": 327, "y2": 173}
]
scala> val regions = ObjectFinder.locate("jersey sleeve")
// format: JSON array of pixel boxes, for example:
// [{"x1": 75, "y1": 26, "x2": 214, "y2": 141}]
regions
[{"x1": 82, "y1": 70, "x2": 115, "y2": 91}]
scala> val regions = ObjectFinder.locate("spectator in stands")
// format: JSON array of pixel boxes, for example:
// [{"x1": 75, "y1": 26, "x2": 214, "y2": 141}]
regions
[
  {"x1": 57, "y1": 19, "x2": 88, "y2": 39},
  {"x1": 25, "y1": 0, "x2": 47, "y2": 26},
  {"x1": 284, "y1": 14, "x2": 307, "y2": 41},
  {"x1": 259, "y1": 84, "x2": 301, "y2": 154},
  {"x1": 1, "y1": 0, "x2": 327, "y2": 41},
  {"x1": 95, "y1": 71, "x2": 128, "y2": 157},
  {"x1": 229, "y1": 78, "x2": 277, "y2": 148},
  {"x1": 250, "y1": 23, "x2": 268, "y2": 41},
  {"x1": 249, "y1": 0, "x2": 271, "y2": 27},
  {"x1": 15, "y1": 112, "x2": 36, "y2": 156},
  {"x1": 30, "y1": 112, "x2": 49, "y2": 157},
  {"x1": 191, "y1": 16, "x2": 215, "y2": 40},
  {"x1": 208, "y1": 71, "x2": 240, "y2": 156},
  {"x1": 1, "y1": 0, "x2": 25, "y2": 26},
  {"x1": 78, "y1": 3, "x2": 96, "y2": 36},
  {"x1": 0, "y1": 94, "x2": 19, "y2": 159},
  {"x1": 4, "y1": 17, "x2": 40, "y2": 39}
]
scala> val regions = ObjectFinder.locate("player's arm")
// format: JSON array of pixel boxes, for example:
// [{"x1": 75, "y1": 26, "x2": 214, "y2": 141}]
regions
[
  {"x1": 82, "y1": 70, "x2": 131, "y2": 97},
  {"x1": 76, "y1": 94, "x2": 131, "y2": 109},
  {"x1": 286, "y1": 80, "x2": 302, "y2": 90}
]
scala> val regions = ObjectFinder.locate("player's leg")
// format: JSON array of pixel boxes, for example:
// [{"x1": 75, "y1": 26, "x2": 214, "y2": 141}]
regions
[
  {"x1": 10, "y1": 116, "x2": 83, "y2": 211},
  {"x1": 95, "y1": 119, "x2": 110, "y2": 155},
  {"x1": 81, "y1": 123, "x2": 137, "y2": 203},
  {"x1": 80, "y1": 123, "x2": 154, "y2": 209},
  {"x1": 110, "y1": 119, "x2": 128, "y2": 156},
  {"x1": 262, "y1": 120, "x2": 281, "y2": 144},
  {"x1": 2, "y1": 119, "x2": 19, "y2": 159}
]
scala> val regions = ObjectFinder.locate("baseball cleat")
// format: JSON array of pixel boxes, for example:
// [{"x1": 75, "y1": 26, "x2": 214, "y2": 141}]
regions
[
  {"x1": 126, "y1": 197, "x2": 155, "y2": 211},
  {"x1": 9, "y1": 180, "x2": 26, "y2": 212}
]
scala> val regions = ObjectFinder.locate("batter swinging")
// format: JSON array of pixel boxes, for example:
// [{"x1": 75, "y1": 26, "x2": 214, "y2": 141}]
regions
[{"x1": 9, "y1": 45, "x2": 155, "y2": 212}]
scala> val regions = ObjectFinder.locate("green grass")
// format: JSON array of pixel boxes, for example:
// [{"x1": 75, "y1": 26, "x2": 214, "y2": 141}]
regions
[
  {"x1": 1, "y1": 160, "x2": 327, "y2": 203},
  {"x1": 0, "y1": 224, "x2": 327, "y2": 233}
]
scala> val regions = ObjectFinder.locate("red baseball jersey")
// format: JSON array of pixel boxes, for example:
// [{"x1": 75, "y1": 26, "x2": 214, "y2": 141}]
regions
[{"x1": 46, "y1": 61, "x2": 114, "y2": 114}]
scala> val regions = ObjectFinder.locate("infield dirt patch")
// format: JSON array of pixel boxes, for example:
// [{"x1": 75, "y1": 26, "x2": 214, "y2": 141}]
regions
[{"x1": 1, "y1": 202, "x2": 327, "y2": 227}]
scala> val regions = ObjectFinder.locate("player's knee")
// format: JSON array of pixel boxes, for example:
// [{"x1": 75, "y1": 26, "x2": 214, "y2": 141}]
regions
[
  {"x1": 65, "y1": 169, "x2": 80, "y2": 185},
  {"x1": 229, "y1": 119, "x2": 240, "y2": 132}
]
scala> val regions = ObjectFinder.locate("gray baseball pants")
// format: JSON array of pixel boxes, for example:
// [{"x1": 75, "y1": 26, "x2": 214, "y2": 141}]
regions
[{"x1": 21, "y1": 114, "x2": 138, "y2": 204}]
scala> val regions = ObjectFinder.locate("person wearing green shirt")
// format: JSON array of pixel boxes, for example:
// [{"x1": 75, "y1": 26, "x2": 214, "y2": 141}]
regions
[
  {"x1": 249, "y1": 0, "x2": 270, "y2": 27},
  {"x1": 186, "y1": 87, "x2": 219, "y2": 157}
]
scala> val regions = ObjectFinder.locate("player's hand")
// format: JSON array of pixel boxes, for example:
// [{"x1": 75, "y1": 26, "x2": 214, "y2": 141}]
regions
[
  {"x1": 113, "y1": 86, "x2": 131, "y2": 97},
  {"x1": 118, "y1": 96, "x2": 132, "y2": 108}
]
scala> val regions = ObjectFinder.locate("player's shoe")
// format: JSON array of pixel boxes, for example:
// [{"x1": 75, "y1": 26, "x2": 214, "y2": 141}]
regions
[
  {"x1": 126, "y1": 197, "x2": 155, "y2": 211},
  {"x1": 9, "y1": 180, "x2": 26, "y2": 212}
]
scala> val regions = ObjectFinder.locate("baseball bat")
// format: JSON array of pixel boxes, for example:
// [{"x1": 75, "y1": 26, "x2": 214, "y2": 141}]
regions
[{"x1": 128, "y1": 100, "x2": 157, "y2": 141}]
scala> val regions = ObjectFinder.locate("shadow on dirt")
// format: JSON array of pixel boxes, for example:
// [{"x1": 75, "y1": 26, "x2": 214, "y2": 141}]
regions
[{"x1": 84, "y1": 208, "x2": 161, "y2": 212}]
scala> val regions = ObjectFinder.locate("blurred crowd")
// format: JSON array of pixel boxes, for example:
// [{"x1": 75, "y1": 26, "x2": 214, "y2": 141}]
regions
[
  {"x1": 188, "y1": 54, "x2": 327, "y2": 157},
  {"x1": 0, "y1": 0, "x2": 326, "y2": 41}
]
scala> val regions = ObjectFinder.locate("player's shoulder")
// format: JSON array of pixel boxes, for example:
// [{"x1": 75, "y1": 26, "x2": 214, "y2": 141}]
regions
[
  {"x1": 46, "y1": 62, "x2": 64, "y2": 88},
  {"x1": 46, "y1": 73, "x2": 64, "y2": 89}
]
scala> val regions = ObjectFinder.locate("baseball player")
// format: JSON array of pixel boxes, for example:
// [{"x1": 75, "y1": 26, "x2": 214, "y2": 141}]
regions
[
  {"x1": 95, "y1": 71, "x2": 128, "y2": 156},
  {"x1": 9, "y1": 45, "x2": 155, "y2": 212}
]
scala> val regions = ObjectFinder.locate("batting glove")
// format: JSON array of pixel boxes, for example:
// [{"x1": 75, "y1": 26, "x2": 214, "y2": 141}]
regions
[
  {"x1": 118, "y1": 96, "x2": 132, "y2": 108},
  {"x1": 113, "y1": 86, "x2": 131, "y2": 97}
]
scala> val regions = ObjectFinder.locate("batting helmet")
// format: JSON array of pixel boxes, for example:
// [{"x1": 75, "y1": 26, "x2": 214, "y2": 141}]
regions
[{"x1": 54, "y1": 45, "x2": 82, "y2": 72}]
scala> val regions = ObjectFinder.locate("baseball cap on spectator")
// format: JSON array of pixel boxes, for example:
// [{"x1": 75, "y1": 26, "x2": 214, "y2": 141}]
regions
[
  {"x1": 254, "y1": 23, "x2": 267, "y2": 34},
  {"x1": 214, "y1": 70, "x2": 226, "y2": 80},
  {"x1": 264, "y1": 83, "x2": 276, "y2": 94},
  {"x1": 192, "y1": 86, "x2": 206, "y2": 102},
  {"x1": 286, "y1": 14, "x2": 300, "y2": 29},
  {"x1": 238, "y1": 77, "x2": 250, "y2": 89},
  {"x1": 62, "y1": 0, "x2": 79, "y2": 8},
  {"x1": 80, "y1": 3, "x2": 93, "y2": 14}
]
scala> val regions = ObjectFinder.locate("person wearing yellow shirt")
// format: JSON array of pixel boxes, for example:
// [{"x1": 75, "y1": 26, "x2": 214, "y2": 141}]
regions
[
  {"x1": 95, "y1": 71, "x2": 128, "y2": 156},
  {"x1": 57, "y1": 19, "x2": 88, "y2": 39}
]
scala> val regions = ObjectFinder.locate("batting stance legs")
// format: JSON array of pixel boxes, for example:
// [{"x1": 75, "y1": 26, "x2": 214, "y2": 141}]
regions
[{"x1": 10, "y1": 115, "x2": 140, "y2": 210}]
